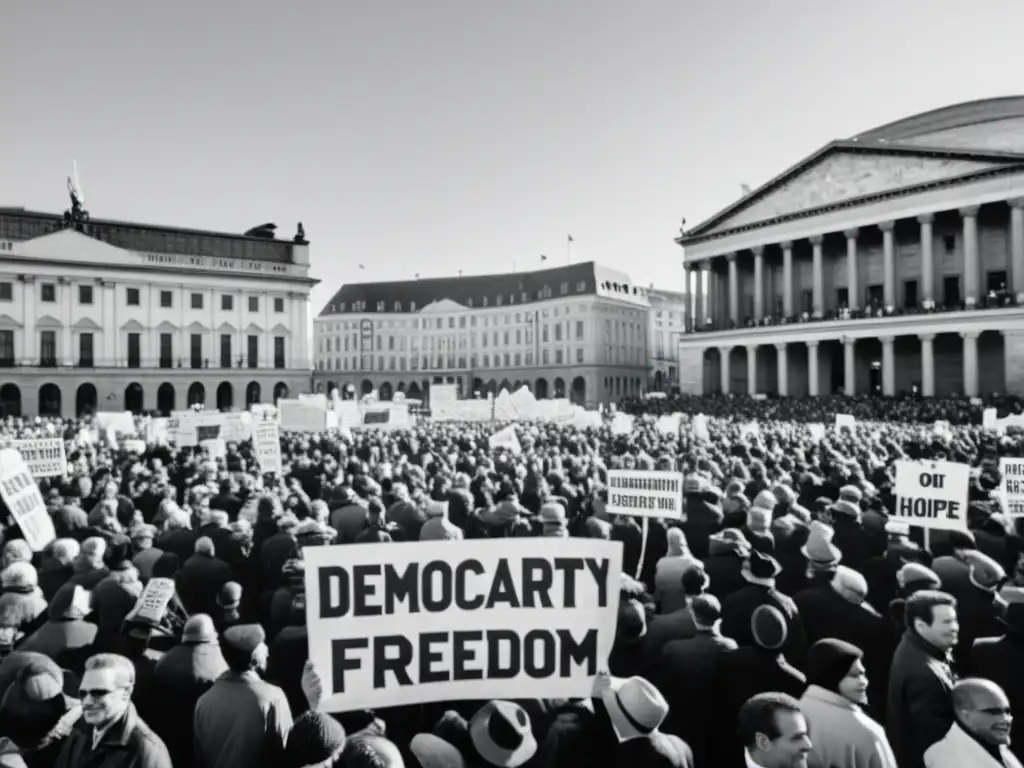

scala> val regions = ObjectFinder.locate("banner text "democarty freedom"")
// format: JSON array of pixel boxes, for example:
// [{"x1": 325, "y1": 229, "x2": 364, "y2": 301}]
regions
[{"x1": 318, "y1": 556, "x2": 610, "y2": 618}]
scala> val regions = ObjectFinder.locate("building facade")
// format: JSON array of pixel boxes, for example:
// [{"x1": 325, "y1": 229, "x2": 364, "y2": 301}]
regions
[
  {"x1": 0, "y1": 206, "x2": 316, "y2": 418},
  {"x1": 676, "y1": 96, "x2": 1024, "y2": 398},
  {"x1": 314, "y1": 262, "x2": 649, "y2": 405},
  {"x1": 647, "y1": 287, "x2": 690, "y2": 392}
]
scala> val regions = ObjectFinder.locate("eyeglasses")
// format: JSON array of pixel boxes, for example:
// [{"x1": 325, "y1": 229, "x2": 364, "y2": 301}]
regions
[
  {"x1": 979, "y1": 707, "x2": 1013, "y2": 716},
  {"x1": 80, "y1": 689, "x2": 116, "y2": 699}
]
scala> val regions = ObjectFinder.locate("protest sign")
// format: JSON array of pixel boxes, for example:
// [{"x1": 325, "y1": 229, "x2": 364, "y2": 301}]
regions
[
  {"x1": 255, "y1": 419, "x2": 283, "y2": 474},
  {"x1": 95, "y1": 411, "x2": 136, "y2": 435},
  {"x1": 12, "y1": 438, "x2": 66, "y2": 478},
  {"x1": 488, "y1": 425, "x2": 522, "y2": 456},
  {"x1": 807, "y1": 423, "x2": 826, "y2": 441},
  {"x1": 893, "y1": 459, "x2": 970, "y2": 533},
  {"x1": 125, "y1": 578, "x2": 176, "y2": 626},
  {"x1": 279, "y1": 399, "x2": 328, "y2": 432},
  {"x1": 606, "y1": 470, "x2": 683, "y2": 519},
  {"x1": 999, "y1": 457, "x2": 1024, "y2": 516},
  {"x1": 983, "y1": 408, "x2": 998, "y2": 429},
  {"x1": 0, "y1": 448, "x2": 56, "y2": 552},
  {"x1": 303, "y1": 538, "x2": 622, "y2": 712},
  {"x1": 835, "y1": 414, "x2": 856, "y2": 431}
]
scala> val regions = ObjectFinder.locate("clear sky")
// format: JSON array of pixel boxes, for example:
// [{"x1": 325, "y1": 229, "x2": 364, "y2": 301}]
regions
[{"x1": 2, "y1": 0, "x2": 1023, "y2": 316}]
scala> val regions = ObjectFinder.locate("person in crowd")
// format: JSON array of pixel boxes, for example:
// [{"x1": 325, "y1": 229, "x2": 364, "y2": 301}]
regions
[
  {"x1": 193, "y1": 623, "x2": 292, "y2": 768},
  {"x1": 886, "y1": 590, "x2": 960, "y2": 768},
  {"x1": 653, "y1": 528, "x2": 701, "y2": 614},
  {"x1": 54, "y1": 653, "x2": 172, "y2": 768},
  {"x1": 924, "y1": 678, "x2": 1021, "y2": 768},
  {"x1": 643, "y1": 564, "x2": 708, "y2": 659},
  {"x1": 799, "y1": 638, "x2": 897, "y2": 768},
  {"x1": 737, "y1": 692, "x2": 812, "y2": 768},
  {"x1": 969, "y1": 585, "x2": 1024, "y2": 761}
]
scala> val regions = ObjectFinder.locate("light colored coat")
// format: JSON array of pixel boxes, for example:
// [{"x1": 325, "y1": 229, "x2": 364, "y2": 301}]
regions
[
  {"x1": 799, "y1": 685, "x2": 898, "y2": 768},
  {"x1": 924, "y1": 723, "x2": 1023, "y2": 768}
]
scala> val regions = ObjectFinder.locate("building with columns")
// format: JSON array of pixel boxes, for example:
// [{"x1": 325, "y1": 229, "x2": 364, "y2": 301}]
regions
[
  {"x1": 314, "y1": 261, "x2": 650, "y2": 405},
  {"x1": 0, "y1": 205, "x2": 316, "y2": 418},
  {"x1": 647, "y1": 287, "x2": 690, "y2": 392},
  {"x1": 676, "y1": 96, "x2": 1024, "y2": 398}
]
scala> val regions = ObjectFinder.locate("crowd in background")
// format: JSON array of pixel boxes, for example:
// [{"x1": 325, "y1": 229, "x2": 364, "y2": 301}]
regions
[{"x1": 0, "y1": 393, "x2": 1021, "y2": 767}]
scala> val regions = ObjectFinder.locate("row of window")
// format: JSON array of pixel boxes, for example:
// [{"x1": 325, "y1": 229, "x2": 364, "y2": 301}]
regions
[
  {"x1": 332, "y1": 281, "x2": 591, "y2": 315},
  {"x1": 0, "y1": 282, "x2": 288, "y2": 313},
  {"x1": 320, "y1": 321, "x2": 589, "y2": 354},
  {"x1": 0, "y1": 331, "x2": 288, "y2": 370},
  {"x1": 316, "y1": 347, "x2": 589, "y2": 373}
]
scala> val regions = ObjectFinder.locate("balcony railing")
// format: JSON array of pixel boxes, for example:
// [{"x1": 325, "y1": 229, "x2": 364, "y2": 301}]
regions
[
  {"x1": 0, "y1": 355, "x2": 311, "y2": 370},
  {"x1": 687, "y1": 290, "x2": 1020, "y2": 334}
]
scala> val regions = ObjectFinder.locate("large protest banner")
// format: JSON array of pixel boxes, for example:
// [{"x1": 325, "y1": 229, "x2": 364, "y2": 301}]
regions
[
  {"x1": 304, "y1": 538, "x2": 622, "y2": 712},
  {"x1": 606, "y1": 469, "x2": 683, "y2": 519},
  {"x1": 11, "y1": 438, "x2": 66, "y2": 478},
  {"x1": 254, "y1": 419, "x2": 282, "y2": 474},
  {"x1": 893, "y1": 459, "x2": 970, "y2": 533},
  {"x1": 0, "y1": 448, "x2": 56, "y2": 552}
]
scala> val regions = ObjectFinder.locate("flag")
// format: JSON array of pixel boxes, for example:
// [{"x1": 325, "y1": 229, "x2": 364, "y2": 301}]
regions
[
  {"x1": 540, "y1": 254, "x2": 548, "y2": 262},
  {"x1": 359, "y1": 264, "x2": 365, "y2": 270},
  {"x1": 741, "y1": 184, "x2": 752, "y2": 195},
  {"x1": 567, "y1": 234, "x2": 574, "y2": 243}
]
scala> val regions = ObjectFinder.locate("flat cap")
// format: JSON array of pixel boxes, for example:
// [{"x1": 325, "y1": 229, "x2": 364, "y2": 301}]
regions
[{"x1": 222, "y1": 624, "x2": 266, "y2": 655}]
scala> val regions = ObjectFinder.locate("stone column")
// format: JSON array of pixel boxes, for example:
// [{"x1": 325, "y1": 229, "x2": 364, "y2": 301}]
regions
[
  {"x1": 683, "y1": 266, "x2": 694, "y2": 328},
  {"x1": 746, "y1": 344, "x2": 758, "y2": 395},
  {"x1": 918, "y1": 213, "x2": 935, "y2": 304},
  {"x1": 807, "y1": 340, "x2": 820, "y2": 396},
  {"x1": 775, "y1": 342, "x2": 789, "y2": 396},
  {"x1": 61, "y1": 279, "x2": 73, "y2": 365},
  {"x1": 753, "y1": 246, "x2": 765, "y2": 320},
  {"x1": 702, "y1": 261, "x2": 715, "y2": 326},
  {"x1": 844, "y1": 228, "x2": 859, "y2": 310},
  {"x1": 962, "y1": 331, "x2": 980, "y2": 396},
  {"x1": 880, "y1": 220, "x2": 896, "y2": 308},
  {"x1": 720, "y1": 346, "x2": 732, "y2": 394},
  {"x1": 844, "y1": 339, "x2": 856, "y2": 395},
  {"x1": 21, "y1": 277, "x2": 35, "y2": 364},
  {"x1": 810, "y1": 235, "x2": 824, "y2": 317},
  {"x1": 881, "y1": 335, "x2": 895, "y2": 396},
  {"x1": 961, "y1": 205, "x2": 980, "y2": 307},
  {"x1": 781, "y1": 241, "x2": 794, "y2": 317},
  {"x1": 727, "y1": 254, "x2": 739, "y2": 326},
  {"x1": 694, "y1": 264, "x2": 706, "y2": 329},
  {"x1": 920, "y1": 333, "x2": 936, "y2": 397},
  {"x1": 1010, "y1": 199, "x2": 1024, "y2": 298}
]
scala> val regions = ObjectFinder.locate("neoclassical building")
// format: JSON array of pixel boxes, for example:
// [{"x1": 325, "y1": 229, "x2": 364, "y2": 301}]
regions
[
  {"x1": 676, "y1": 96, "x2": 1024, "y2": 398},
  {"x1": 0, "y1": 202, "x2": 315, "y2": 418},
  {"x1": 314, "y1": 261, "x2": 650, "y2": 405}
]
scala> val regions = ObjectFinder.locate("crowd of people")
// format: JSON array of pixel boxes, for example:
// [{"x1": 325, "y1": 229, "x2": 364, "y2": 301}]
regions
[{"x1": 0, "y1": 393, "x2": 1022, "y2": 768}]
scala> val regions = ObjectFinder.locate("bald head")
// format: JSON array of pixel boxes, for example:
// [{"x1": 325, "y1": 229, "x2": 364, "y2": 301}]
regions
[{"x1": 953, "y1": 678, "x2": 1013, "y2": 747}]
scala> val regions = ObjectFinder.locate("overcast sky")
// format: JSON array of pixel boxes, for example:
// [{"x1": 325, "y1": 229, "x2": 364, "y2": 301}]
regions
[{"x1": 2, "y1": 0, "x2": 1022, "y2": 313}]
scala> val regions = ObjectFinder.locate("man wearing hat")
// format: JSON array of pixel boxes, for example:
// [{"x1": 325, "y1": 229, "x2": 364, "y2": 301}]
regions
[
  {"x1": 194, "y1": 624, "x2": 292, "y2": 768},
  {"x1": 721, "y1": 550, "x2": 809, "y2": 669},
  {"x1": 151, "y1": 615, "x2": 228, "y2": 767}
]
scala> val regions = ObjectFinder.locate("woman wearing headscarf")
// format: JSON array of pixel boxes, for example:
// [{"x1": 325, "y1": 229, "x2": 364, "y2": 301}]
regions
[{"x1": 799, "y1": 638, "x2": 898, "y2": 768}]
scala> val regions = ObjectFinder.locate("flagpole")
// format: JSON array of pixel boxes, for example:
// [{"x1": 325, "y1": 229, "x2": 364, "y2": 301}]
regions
[{"x1": 567, "y1": 235, "x2": 573, "y2": 264}]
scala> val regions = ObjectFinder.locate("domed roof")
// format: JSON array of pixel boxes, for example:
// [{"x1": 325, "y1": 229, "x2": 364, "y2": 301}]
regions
[{"x1": 852, "y1": 96, "x2": 1024, "y2": 143}]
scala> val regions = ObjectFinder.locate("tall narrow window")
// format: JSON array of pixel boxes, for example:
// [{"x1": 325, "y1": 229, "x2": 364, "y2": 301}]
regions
[
  {"x1": 127, "y1": 333, "x2": 141, "y2": 368},
  {"x1": 190, "y1": 334, "x2": 203, "y2": 369},
  {"x1": 247, "y1": 335, "x2": 259, "y2": 368},
  {"x1": 274, "y1": 337, "x2": 286, "y2": 369},
  {"x1": 40, "y1": 331, "x2": 57, "y2": 367},
  {"x1": 159, "y1": 334, "x2": 173, "y2": 368},
  {"x1": 78, "y1": 333, "x2": 94, "y2": 367},
  {"x1": 220, "y1": 335, "x2": 232, "y2": 368}
]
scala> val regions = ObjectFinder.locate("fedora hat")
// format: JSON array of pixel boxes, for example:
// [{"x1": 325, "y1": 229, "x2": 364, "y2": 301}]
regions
[
  {"x1": 743, "y1": 550, "x2": 782, "y2": 581},
  {"x1": 601, "y1": 676, "x2": 669, "y2": 742},
  {"x1": 468, "y1": 700, "x2": 536, "y2": 768},
  {"x1": 800, "y1": 520, "x2": 842, "y2": 567}
]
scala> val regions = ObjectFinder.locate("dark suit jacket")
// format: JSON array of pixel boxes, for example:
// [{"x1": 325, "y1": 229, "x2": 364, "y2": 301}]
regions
[{"x1": 885, "y1": 631, "x2": 956, "y2": 768}]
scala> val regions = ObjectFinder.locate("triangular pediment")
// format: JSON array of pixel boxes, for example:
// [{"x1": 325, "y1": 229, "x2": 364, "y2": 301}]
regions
[
  {"x1": 36, "y1": 315, "x2": 63, "y2": 329},
  {"x1": 120, "y1": 319, "x2": 145, "y2": 332},
  {"x1": 73, "y1": 317, "x2": 102, "y2": 330},
  {"x1": 271, "y1": 323, "x2": 290, "y2": 335},
  {"x1": 244, "y1": 322, "x2": 263, "y2": 334},
  {"x1": 689, "y1": 143, "x2": 1013, "y2": 237},
  {"x1": 14, "y1": 228, "x2": 132, "y2": 263},
  {"x1": 418, "y1": 298, "x2": 466, "y2": 314},
  {"x1": 155, "y1": 320, "x2": 178, "y2": 332},
  {"x1": 217, "y1": 322, "x2": 237, "y2": 333},
  {"x1": 0, "y1": 314, "x2": 22, "y2": 329},
  {"x1": 187, "y1": 321, "x2": 208, "y2": 333}
]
